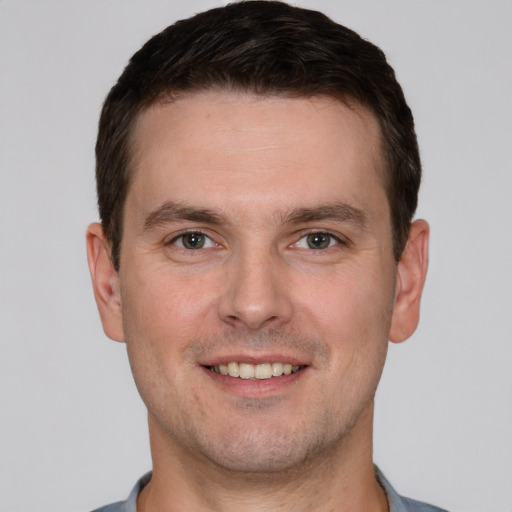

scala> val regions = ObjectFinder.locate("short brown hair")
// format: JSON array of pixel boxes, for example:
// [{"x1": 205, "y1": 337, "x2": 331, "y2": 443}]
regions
[{"x1": 96, "y1": 0, "x2": 421, "y2": 270}]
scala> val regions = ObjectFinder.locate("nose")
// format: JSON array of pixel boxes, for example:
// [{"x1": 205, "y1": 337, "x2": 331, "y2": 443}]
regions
[{"x1": 217, "y1": 246, "x2": 293, "y2": 330}]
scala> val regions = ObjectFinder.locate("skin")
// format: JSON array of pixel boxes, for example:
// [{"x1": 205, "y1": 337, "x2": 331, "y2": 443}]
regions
[{"x1": 87, "y1": 91, "x2": 429, "y2": 512}]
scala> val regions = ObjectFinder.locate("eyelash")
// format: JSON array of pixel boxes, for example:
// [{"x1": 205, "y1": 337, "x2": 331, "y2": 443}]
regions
[
  {"x1": 168, "y1": 230, "x2": 217, "y2": 250},
  {"x1": 167, "y1": 230, "x2": 345, "y2": 251},
  {"x1": 294, "y1": 231, "x2": 345, "y2": 251}
]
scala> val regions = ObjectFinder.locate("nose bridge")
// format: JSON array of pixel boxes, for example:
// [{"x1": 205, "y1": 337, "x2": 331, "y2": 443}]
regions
[{"x1": 218, "y1": 240, "x2": 292, "y2": 330}]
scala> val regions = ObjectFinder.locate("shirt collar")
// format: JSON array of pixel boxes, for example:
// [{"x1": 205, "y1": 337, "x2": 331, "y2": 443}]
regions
[{"x1": 124, "y1": 467, "x2": 417, "y2": 512}]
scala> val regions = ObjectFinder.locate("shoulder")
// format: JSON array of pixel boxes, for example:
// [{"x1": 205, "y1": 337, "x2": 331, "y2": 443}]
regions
[
  {"x1": 374, "y1": 466, "x2": 449, "y2": 512},
  {"x1": 400, "y1": 496, "x2": 449, "y2": 511},
  {"x1": 90, "y1": 503, "x2": 127, "y2": 512},
  {"x1": 90, "y1": 472, "x2": 152, "y2": 512}
]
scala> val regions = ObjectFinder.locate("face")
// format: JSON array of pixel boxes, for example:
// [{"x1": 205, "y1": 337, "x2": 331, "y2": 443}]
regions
[{"x1": 89, "y1": 91, "x2": 424, "y2": 474}]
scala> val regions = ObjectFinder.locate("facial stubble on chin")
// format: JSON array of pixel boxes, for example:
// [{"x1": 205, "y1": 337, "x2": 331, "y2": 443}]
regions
[{"x1": 137, "y1": 328, "x2": 385, "y2": 477}]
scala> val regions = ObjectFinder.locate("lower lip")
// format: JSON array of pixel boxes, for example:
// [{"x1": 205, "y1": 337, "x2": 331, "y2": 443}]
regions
[{"x1": 201, "y1": 366, "x2": 308, "y2": 397}]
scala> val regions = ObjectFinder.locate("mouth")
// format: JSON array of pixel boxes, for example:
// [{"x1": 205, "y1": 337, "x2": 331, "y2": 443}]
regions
[{"x1": 206, "y1": 362, "x2": 305, "y2": 380}]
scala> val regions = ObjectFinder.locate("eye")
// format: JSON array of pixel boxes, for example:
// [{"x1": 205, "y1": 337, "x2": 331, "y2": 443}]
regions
[
  {"x1": 172, "y1": 232, "x2": 216, "y2": 250},
  {"x1": 296, "y1": 232, "x2": 339, "y2": 250}
]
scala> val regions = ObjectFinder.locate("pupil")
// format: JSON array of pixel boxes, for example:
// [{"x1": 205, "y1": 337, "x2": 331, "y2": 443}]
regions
[
  {"x1": 307, "y1": 233, "x2": 330, "y2": 249},
  {"x1": 184, "y1": 233, "x2": 204, "y2": 249}
]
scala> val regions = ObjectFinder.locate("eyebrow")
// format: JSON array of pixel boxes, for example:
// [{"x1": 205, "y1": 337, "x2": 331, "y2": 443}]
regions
[
  {"x1": 281, "y1": 203, "x2": 369, "y2": 229},
  {"x1": 143, "y1": 201, "x2": 228, "y2": 232},
  {"x1": 142, "y1": 200, "x2": 369, "y2": 232}
]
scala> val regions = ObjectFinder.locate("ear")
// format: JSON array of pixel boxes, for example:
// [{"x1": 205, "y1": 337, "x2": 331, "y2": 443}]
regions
[
  {"x1": 86, "y1": 223, "x2": 125, "y2": 342},
  {"x1": 389, "y1": 219, "x2": 429, "y2": 343}
]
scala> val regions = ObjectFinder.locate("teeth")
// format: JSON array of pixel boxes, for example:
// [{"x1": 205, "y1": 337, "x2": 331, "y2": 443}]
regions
[
  {"x1": 239, "y1": 363, "x2": 255, "y2": 379},
  {"x1": 255, "y1": 363, "x2": 273, "y2": 380},
  {"x1": 228, "y1": 362, "x2": 240, "y2": 378},
  {"x1": 210, "y1": 362, "x2": 303, "y2": 379},
  {"x1": 272, "y1": 363, "x2": 283, "y2": 376}
]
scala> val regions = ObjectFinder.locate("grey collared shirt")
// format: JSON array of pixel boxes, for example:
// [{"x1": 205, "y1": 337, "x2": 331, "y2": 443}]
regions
[{"x1": 91, "y1": 467, "x2": 448, "y2": 512}]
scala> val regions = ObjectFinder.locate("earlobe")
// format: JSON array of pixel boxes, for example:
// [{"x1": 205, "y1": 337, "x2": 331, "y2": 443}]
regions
[
  {"x1": 389, "y1": 219, "x2": 429, "y2": 344},
  {"x1": 86, "y1": 223, "x2": 125, "y2": 342}
]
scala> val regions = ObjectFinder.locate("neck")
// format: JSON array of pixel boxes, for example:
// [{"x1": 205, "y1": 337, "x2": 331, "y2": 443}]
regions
[{"x1": 138, "y1": 404, "x2": 388, "y2": 512}]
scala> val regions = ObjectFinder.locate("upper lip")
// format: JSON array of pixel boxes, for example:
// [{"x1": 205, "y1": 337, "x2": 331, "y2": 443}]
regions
[{"x1": 200, "y1": 353, "x2": 310, "y2": 367}]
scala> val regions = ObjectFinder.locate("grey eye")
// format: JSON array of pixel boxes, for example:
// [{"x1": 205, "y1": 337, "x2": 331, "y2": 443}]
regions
[
  {"x1": 306, "y1": 233, "x2": 332, "y2": 249},
  {"x1": 181, "y1": 233, "x2": 206, "y2": 249}
]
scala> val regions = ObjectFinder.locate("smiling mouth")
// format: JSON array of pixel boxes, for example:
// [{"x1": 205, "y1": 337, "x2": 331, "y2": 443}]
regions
[{"x1": 207, "y1": 362, "x2": 305, "y2": 380}]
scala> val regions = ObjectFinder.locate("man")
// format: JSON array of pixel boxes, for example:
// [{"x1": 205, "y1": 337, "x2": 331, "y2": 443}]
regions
[{"x1": 86, "y1": 1, "x2": 445, "y2": 511}]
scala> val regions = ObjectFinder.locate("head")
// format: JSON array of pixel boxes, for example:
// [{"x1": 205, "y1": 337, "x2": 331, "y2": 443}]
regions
[
  {"x1": 96, "y1": 0, "x2": 421, "y2": 271},
  {"x1": 88, "y1": 0, "x2": 428, "y2": 479}
]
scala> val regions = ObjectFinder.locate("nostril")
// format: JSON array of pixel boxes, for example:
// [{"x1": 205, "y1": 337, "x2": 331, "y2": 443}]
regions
[
  {"x1": 216, "y1": 268, "x2": 294, "y2": 330},
  {"x1": 222, "y1": 313, "x2": 278, "y2": 330}
]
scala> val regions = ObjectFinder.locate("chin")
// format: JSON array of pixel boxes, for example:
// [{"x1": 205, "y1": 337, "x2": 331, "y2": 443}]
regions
[
  {"x1": 195, "y1": 415, "x2": 345, "y2": 476},
  {"x1": 206, "y1": 437, "x2": 316, "y2": 474}
]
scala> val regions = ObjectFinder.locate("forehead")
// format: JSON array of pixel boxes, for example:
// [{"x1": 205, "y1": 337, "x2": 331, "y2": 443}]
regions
[{"x1": 128, "y1": 91, "x2": 388, "y2": 222}]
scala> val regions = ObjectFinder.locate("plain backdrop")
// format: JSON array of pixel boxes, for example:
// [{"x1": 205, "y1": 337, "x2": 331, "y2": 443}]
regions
[{"x1": 1, "y1": 1, "x2": 511, "y2": 511}]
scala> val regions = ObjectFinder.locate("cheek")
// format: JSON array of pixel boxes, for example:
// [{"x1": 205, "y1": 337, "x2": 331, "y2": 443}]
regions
[
  {"x1": 123, "y1": 264, "x2": 217, "y2": 338},
  {"x1": 119, "y1": 270, "x2": 210, "y2": 388},
  {"x1": 296, "y1": 261, "x2": 395, "y2": 337},
  {"x1": 295, "y1": 261, "x2": 394, "y2": 394}
]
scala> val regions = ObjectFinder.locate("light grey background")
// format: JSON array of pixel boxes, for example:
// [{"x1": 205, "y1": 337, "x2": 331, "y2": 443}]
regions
[{"x1": 1, "y1": 1, "x2": 511, "y2": 511}]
